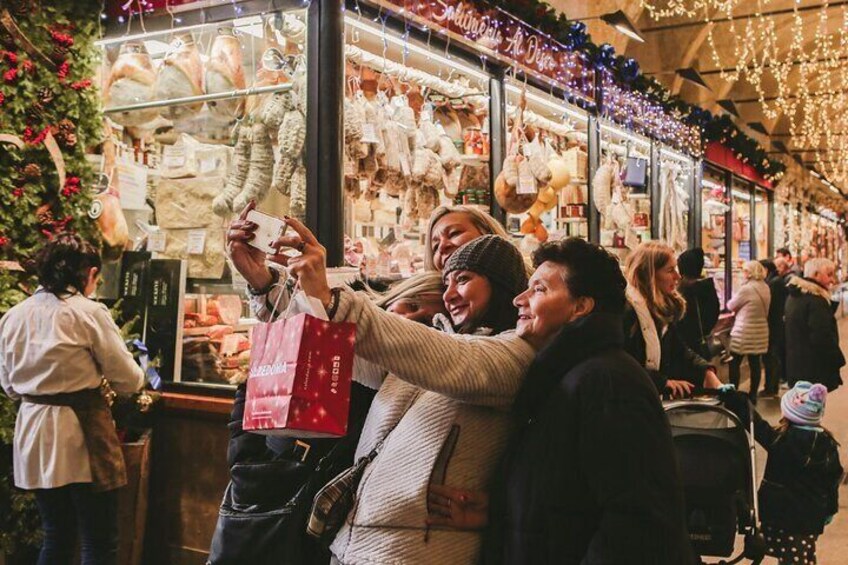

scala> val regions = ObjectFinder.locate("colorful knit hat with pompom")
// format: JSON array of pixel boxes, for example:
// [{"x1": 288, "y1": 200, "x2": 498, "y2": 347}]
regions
[{"x1": 781, "y1": 381, "x2": 828, "y2": 426}]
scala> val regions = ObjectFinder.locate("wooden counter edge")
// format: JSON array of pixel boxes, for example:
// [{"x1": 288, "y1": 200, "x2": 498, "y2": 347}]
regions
[{"x1": 161, "y1": 391, "x2": 234, "y2": 416}]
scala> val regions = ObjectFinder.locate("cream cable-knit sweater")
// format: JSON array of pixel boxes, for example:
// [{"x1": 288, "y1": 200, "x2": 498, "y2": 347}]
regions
[
  {"x1": 328, "y1": 289, "x2": 534, "y2": 564},
  {"x1": 250, "y1": 283, "x2": 535, "y2": 564}
]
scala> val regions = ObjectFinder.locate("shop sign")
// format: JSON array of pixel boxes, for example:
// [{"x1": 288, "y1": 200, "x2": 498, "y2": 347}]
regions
[
  {"x1": 705, "y1": 142, "x2": 773, "y2": 189},
  {"x1": 373, "y1": 0, "x2": 595, "y2": 103}
]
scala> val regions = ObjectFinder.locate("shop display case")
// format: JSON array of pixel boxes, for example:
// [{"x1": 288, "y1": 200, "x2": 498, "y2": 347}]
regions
[
  {"x1": 701, "y1": 165, "x2": 729, "y2": 307},
  {"x1": 99, "y1": 5, "x2": 311, "y2": 389},
  {"x1": 502, "y1": 81, "x2": 590, "y2": 250},
  {"x1": 754, "y1": 188, "x2": 770, "y2": 260},
  {"x1": 730, "y1": 179, "x2": 754, "y2": 294},
  {"x1": 657, "y1": 145, "x2": 695, "y2": 254},
  {"x1": 341, "y1": 14, "x2": 491, "y2": 279},
  {"x1": 597, "y1": 121, "x2": 652, "y2": 261}
]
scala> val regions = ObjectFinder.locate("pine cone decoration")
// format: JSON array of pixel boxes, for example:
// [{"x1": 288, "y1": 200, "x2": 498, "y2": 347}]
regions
[
  {"x1": 21, "y1": 163, "x2": 42, "y2": 180},
  {"x1": 60, "y1": 133, "x2": 77, "y2": 148},
  {"x1": 37, "y1": 86, "x2": 55, "y2": 106},
  {"x1": 58, "y1": 118, "x2": 75, "y2": 134},
  {"x1": 26, "y1": 103, "x2": 44, "y2": 123}
]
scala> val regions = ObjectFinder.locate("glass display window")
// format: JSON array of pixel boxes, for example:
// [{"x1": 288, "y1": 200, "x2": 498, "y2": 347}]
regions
[
  {"x1": 754, "y1": 189, "x2": 770, "y2": 260},
  {"x1": 657, "y1": 146, "x2": 694, "y2": 254},
  {"x1": 99, "y1": 6, "x2": 309, "y2": 390},
  {"x1": 597, "y1": 121, "x2": 652, "y2": 262},
  {"x1": 341, "y1": 15, "x2": 491, "y2": 281},
  {"x1": 503, "y1": 81, "x2": 590, "y2": 253},
  {"x1": 701, "y1": 166, "x2": 729, "y2": 308},
  {"x1": 730, "y1": 180, "x2": 754, "y2": 294}
]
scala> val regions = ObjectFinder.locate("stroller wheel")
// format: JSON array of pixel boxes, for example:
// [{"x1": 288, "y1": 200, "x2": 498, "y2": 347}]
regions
[{"x1": 743, "y1": 531, "x2": 767, "y2": 563}]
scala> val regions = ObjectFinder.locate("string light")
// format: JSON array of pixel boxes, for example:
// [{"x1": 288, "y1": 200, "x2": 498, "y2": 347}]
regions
[{"x1": 641, "y1": 0, "x2": 848, "y2": 186}]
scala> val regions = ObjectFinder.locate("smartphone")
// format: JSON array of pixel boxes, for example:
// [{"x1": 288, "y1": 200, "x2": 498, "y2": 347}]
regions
[{"x1": 246, "y1": 209, "x2": 288, "y2": 254}]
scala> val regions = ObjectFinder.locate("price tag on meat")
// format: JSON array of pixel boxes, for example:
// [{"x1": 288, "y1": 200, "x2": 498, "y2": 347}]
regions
[
  {"x1": 147, "y1": 231, "x2": 166, "y2": 253},
  {"x1": 187, "y1": 230, "x2": 207, "y2": 255},
  {"x1": 162, "y1": 144, "x2": 186, "y2": 169},
  {"x1": 361, "y1": 123, "x2": 380, "y2": 144},
  {"x1": 518, "y1": 168, "x2": 537, "y2": 195}
]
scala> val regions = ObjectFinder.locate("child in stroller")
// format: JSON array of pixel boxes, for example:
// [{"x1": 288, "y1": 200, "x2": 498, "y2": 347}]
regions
[{"x1": 723, "y1": 381, "x2": 842, "y2": 565}]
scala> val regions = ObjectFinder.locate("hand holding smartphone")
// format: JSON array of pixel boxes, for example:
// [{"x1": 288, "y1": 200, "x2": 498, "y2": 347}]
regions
[{"x1": 245, "y1": 209, "x2": 288, "y2": 254}]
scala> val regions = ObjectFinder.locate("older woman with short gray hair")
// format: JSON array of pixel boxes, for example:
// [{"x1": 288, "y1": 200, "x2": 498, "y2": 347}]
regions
[{"x1": 728, "y1": 260, "x2": 771, "y2": 402}]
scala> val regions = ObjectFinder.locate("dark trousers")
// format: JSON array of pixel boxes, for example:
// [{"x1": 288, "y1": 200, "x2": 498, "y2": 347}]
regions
[
  {"x1": 33, "y1": 483, "x2": 119, "y2": 565},
  {"x1": 764, "y1": 339, "x2": 785, "y2": 394},
  {"x1": 729, "y1": 353, "x2": 764, "y2": 401}
]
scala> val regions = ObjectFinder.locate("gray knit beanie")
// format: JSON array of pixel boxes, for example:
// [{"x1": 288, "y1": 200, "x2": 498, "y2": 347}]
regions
[{"x1": 443, "y1": 235, "x2": 528, "y2": 297}]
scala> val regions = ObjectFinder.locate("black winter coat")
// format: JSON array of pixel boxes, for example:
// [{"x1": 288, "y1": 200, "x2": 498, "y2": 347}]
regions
[
  {"x1": 623, "y1": 304, "x2": 713, "y2": 394},
  {"x1": 677, "y1": 277, "x2": 721, "y2": 359},
  {"x1": 784, "y1": 277, "x2": 844, "y2": 391},
  {"x1": 724, "y1": 393, "x2": 842, "y2": 535},
  {"x1": 484, "y1": 312, "x2": 694, "y2": 565},
  {"x1": 766, "y1": 274, "x2": 789, "y2": 347}
]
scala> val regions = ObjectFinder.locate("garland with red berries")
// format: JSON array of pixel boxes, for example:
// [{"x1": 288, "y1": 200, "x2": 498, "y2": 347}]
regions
[{"x1": 0, "y1": 0, "x2": 102, "y2": 556}]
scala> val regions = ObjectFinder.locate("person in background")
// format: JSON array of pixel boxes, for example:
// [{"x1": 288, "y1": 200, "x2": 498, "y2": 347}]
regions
[
  {"x1": 425, "y1": 205, "x2": 513, "y2": 271},
  {"x1": 723, "y1": 382, "x2": 841, "y2": 565},
  {"x1": 0, "y1": 233, "x2": 145, "y2": 565},
  {"x1": 623, "y1": 242, "x2": 722, "y2": 398},
  {"x1": 785, "y1": 258, "x2": 844, "y2": 391},
  {"x1": 373, "y1": 272, "x2": 446, "y2": 325},
  {"x1": 763, "y1": 257, "x2": 791, "y2": 396},
  {"x1": 676, "y1": 248, "x2": 721, "y2": 360},
  {"x1": 727, "y1": 261, "x2": 771, "y2": 403},
  {"x1": 776, "y1": 247, "x2": 802, "y2": 277}
]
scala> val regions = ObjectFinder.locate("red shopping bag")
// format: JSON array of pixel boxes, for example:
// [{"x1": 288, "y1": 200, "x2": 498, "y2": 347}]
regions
[{"x1": 243, "y1": 312, "x2": 356, "y2": 437}]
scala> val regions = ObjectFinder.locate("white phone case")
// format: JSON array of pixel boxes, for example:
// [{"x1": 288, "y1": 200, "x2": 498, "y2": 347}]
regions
[{"x1": 246, "y1": 210, "x2": 287, "y2": 254}]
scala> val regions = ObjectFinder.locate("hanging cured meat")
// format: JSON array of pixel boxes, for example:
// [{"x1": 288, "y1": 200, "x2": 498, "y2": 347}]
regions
[
  {"x1": 105, "y1": 42, "x2": 159, "y2": 127},
  {"x1": 154, "y1": 34, "x2": 204, "y2": 120},
  {"x1": 90, "y1": 178, "x2": 129, "y2": 261},
  {"x1": 206, "y1": 27, "x2": 246, "y2": 120}
]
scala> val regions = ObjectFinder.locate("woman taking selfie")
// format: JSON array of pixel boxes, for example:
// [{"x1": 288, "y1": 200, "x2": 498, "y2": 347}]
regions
[
  {"x1": 0, "y1": 233, "x2": 144, "y2": 565},
  {"x1": 271, "y1": 222, "x2": 694, "y2": 565},
  {"x1": 623, "y1": 242, "x2": 722, "y2": 398}
]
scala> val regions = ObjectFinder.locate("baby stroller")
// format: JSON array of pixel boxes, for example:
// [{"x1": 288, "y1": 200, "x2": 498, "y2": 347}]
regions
[{"x1": 664, "y1": 393, "x2": 766, "y2": 564}]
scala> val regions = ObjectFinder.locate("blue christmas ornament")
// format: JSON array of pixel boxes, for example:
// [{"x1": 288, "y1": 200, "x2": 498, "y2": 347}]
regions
[
  {"x1": 593, "y1": 43, "x2": 616, "y2": 70},
  {"x1": 566, "y1": 21, "x2": 588, "y2": 50},
  {"x1": 617, "y1": 57, "x2": 640, "y2": 83}
]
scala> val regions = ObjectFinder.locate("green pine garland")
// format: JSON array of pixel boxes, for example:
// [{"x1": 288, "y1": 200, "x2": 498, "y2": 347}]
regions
[{"x1": 0, "y1": 0, "x2": 102, "y2": 556}]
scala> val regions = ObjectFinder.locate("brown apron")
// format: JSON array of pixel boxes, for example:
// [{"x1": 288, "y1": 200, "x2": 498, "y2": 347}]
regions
[{"x1": 23, "y1": 388, "x2": 127, "y2": 492}]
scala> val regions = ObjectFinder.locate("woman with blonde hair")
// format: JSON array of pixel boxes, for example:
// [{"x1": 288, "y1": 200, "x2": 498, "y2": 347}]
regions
[
  {"x1": 728, "y1": 260, "x2": 771, "y2": 403},
  {"x1": 425, "y1": 205, "x2": 511, "y2": 271},
  {"x1": 623, "y1": 241, "x2": 721, "y2": 398}
]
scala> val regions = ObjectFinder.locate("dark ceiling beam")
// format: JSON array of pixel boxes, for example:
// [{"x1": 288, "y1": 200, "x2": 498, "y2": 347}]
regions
[
  {"x1": 641, "y1": 1, "x2": 848, "y2": 33},
  {"x1": 771, "y1": 132, "x2": 848, "y2": 137},
  {"x1": 698, "y1": 54, "x2": 848, "y2": 76},
  {"x1": 731, "y1": 89, "x2": 848, "y2": 104}
]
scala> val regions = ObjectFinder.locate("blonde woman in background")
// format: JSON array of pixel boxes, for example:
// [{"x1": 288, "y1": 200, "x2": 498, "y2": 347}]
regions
[
  {"x1": 425, "y1": 205, "x2": 512, "y2": 271},
  {"x1": 623, "y1": 242, "x2": 722, "y2": 398},
  {"x1": 728, "y1": 260, "x2": 771, "y2": 404}
]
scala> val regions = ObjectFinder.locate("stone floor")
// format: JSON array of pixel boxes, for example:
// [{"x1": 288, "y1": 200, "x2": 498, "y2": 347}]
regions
[{"x1": 711, "y1": 315, "x2": 848, "y2": 564}]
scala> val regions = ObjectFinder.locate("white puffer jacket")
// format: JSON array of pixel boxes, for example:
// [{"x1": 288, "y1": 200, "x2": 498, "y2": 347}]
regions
[{"x1": 728, "y1": 279, "x2": 771, "y2": 354}]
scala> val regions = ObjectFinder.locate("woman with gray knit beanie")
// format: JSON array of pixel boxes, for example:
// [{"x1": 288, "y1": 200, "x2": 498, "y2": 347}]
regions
[{"x1": 323, "y1": 235, "x2": 528, "y2": 564}]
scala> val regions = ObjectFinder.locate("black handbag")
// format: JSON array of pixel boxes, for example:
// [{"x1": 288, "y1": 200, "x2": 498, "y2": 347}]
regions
[
  {"x1": 694, "y1": 299, "x2": 724, "y2": 359},
  {"x1": 207, "y1": 382, "x2": 375, "y2": 565},
  {"x1": 623, "y1": 156, "x2": 648, "y2": 191}
]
